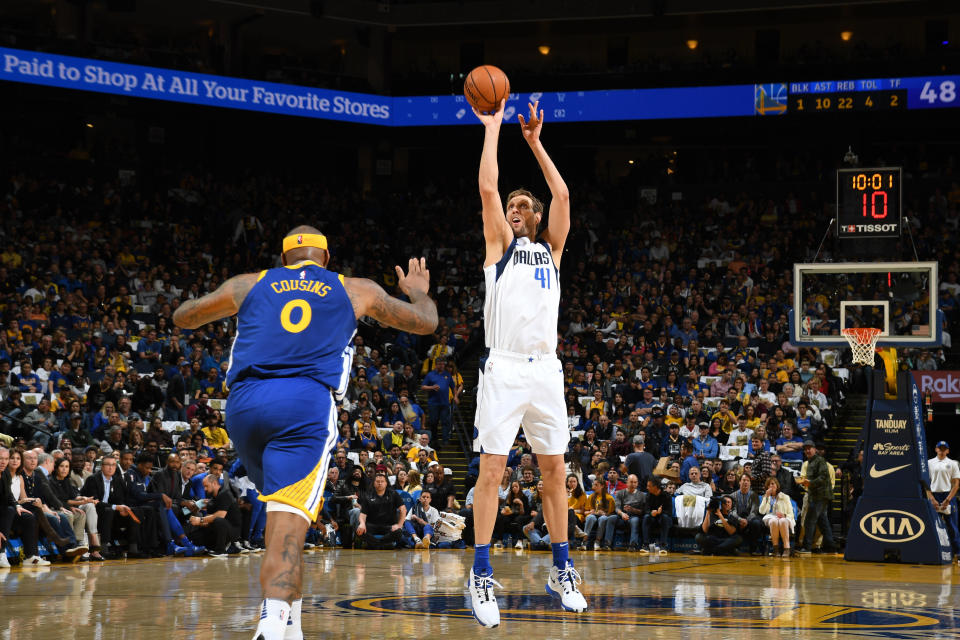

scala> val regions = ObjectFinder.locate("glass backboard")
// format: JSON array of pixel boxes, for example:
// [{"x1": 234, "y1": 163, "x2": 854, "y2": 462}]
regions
[{"x1": 791, "y1": 261, "x2": 940, "y2": 348}]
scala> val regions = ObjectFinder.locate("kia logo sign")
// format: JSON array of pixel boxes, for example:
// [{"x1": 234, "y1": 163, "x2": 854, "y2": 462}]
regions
[{"x1": 859, "y1": 510, "x2": 925, "y2": 543}]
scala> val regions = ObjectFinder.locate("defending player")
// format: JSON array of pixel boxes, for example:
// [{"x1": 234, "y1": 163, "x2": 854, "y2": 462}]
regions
[
  {"x1": 468, "y1": 100, "x2": 587, "y2": 627},
  {"x1": 173, "y1": 227, "x2": 437, "y2": 640}
]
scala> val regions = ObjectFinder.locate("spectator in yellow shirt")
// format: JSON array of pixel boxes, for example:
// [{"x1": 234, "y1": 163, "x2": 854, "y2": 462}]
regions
[
  {"x1": 710, "y1": 399, "x2": 738, "y2": 434},
  {"x1": 588, "y1": 388, "x2": 607, "y2": 417},
  {"x1": 201, "y1": 413, "x2": 230, "y2": 449},
  {"x1": 406, "y1": 432, "x2": 439, "y2": 464},
  {"x1": 567, "y1": 474, "x2": 588, "y2": 524}
]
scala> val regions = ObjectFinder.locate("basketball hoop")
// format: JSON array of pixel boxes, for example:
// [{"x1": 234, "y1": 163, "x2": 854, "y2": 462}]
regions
[{"x1": 841, "y1": 328, "x2": 882, "y2": 367}]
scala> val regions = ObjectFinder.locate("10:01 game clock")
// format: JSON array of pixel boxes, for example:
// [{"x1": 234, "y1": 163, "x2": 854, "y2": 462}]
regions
[{"x1": 836, "y1": 167, "x2": 902, "y2": 239}]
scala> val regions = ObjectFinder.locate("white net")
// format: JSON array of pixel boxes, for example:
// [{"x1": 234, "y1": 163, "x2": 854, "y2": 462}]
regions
[{"x1": 841, "y1": 328, "x2": 882, "y2": 367}]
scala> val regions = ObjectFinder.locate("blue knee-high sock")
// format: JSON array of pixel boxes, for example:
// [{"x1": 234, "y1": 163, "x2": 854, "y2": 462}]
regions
[
  {"x1": 166, "y1": 509, "x2": 186, "y2": 538},
  {"x1": 248, "y1": 490, "x2": 266, "y2": 539},
  {"x1": 551, "y1": 542, "x2": 569, "y2": 570},
  {"x1": 473, "y1": 543, "x2": 492, "y2": 576}
]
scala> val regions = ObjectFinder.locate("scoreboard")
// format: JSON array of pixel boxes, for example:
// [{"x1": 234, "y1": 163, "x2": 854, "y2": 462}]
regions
[
  {"x1": 836, "y1": 167, "x2": 902, "y2": 239},
  {"x1": 788, "y1": 78, "x2": 958, "y2": 114}
]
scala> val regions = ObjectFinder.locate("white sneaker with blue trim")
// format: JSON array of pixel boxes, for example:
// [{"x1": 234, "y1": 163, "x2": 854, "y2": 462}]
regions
[
  {"x1": 546, "y1": 561, "x2": 588, "y2": 612},
  {"x1": 467, "y1": 568, "x2": 503, "y2": 628}
]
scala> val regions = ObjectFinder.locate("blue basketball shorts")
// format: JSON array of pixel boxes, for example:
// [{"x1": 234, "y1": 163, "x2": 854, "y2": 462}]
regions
[{"x1": 227, "y1": 377, "x2": 338, "y2": 522}]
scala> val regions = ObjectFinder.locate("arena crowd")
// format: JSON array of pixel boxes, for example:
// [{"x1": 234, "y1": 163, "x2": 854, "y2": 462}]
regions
[{"x1": 1, "y1": 145, "x2": 958, "y2": 565}]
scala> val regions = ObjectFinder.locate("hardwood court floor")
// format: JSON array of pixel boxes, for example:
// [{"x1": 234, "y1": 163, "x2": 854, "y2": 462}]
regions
[{"x1": 2, "y1": 548, "x2": 959, "y2": 639}]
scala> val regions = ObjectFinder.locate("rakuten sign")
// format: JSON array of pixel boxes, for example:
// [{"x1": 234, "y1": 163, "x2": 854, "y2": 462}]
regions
[{"x1": 913, "y1": 371, "x2": 960, "y2": 402}]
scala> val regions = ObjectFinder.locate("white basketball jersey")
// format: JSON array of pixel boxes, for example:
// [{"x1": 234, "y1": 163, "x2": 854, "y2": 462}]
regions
[{"x1": 483, "y1": 236, "x2": 559, "y2": 354}]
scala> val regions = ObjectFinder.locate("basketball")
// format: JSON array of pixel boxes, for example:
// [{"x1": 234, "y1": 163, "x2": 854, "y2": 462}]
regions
[{"x1": 463, "y1": 65, "x2": 510, "y2": 113}]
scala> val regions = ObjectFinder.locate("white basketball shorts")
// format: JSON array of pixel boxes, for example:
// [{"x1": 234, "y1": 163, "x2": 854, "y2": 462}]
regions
[{"x1": 474, "y1": 348, "x2": 568, "y2": 456}]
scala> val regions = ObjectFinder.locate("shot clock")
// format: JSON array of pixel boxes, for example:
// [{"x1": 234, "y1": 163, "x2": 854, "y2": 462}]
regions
[{"x1": 836, "y1": 167, "x2": 902, "y2": 239}]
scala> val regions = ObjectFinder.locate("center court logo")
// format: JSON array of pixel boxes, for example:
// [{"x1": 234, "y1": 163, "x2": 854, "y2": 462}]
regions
[
  {"x1": 859, "y1": 510, "x2": 925, "y2": 543},
  {"x1": 333, "y1": 593, "x2": 945, "y2": 633}
]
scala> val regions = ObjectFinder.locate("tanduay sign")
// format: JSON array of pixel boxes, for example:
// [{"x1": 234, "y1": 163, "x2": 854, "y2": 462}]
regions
[{"x1": 845, "y1": 371, "x2": 951, "y2": 564}]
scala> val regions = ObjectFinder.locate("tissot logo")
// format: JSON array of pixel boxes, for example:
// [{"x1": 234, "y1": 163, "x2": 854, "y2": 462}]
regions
[
  {"x1": 859, "y1": 510, "x2": 925, "y2": 543},
  {"x1": 852, "y1": 224, "x2": 898, "y2": 232}
]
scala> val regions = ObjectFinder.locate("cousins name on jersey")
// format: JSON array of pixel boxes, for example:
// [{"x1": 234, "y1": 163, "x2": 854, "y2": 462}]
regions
[{"x1": 270, "y1": 278, "x2": 332, "y2": 297}]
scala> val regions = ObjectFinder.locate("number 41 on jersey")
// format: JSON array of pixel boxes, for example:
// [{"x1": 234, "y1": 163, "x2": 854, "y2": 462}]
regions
[{"x1": 534, "y1": 267, "x2": 551, "y2": 289}]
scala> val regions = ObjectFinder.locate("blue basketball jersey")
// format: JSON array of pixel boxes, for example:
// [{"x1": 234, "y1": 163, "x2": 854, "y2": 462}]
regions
[{"x1": 226, "y1": 260, "x2": 356, "y2": 397}]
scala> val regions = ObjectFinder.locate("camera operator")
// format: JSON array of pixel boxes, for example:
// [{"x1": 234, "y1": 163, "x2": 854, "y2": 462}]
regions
[{"x1": 695, "y1": 495, "x2": 743, "y2": 555}]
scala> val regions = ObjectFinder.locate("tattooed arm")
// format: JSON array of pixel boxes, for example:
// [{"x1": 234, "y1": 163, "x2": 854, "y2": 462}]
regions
[
  {"x1": 342, "y1": 257, "x2": 438, "y2": 336},
  {"x1": 172, "y1": 273, "x2": 259, "y2": 330}
]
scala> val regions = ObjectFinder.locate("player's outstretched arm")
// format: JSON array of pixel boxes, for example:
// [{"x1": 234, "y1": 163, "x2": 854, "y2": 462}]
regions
[
  {"x1": 344, "y1": 257, "x2": 438, "y2": 335},
  {"x1": 474, "y1": 99, "x2": 512, "y2": 268},
  {"x1": 518, "y1": 100, "x2": 570, "y2": 266},
  {"x1": 172, "y1": 273, "x2": 259, "y2": 329}
]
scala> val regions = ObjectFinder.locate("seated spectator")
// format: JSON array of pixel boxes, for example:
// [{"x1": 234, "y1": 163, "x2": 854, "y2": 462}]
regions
[
  {"x1": 80, "y1": 454, "x2": 148, "y2": 558},
  {"x1": 428, "y1": 467, "x2": 457, "y2": 511},
  {"x1": 404, "y1": 489, "x2": 440, "y2": 549},
  {"x1": 69, "y1": 453, "x2": 92, "y2": 490},
  {"x1": 49, "y1": 457, "x2": 103, "y2": 560},
  {"x1": 352, "y1": 415, "x2": 381, "y2": 452},
  {"x1": 759, "y1": 476, "x2": 796, "y2": 557},
  {"x1": 145, "y1": 416, "x2": 174, "y2": 449},
  {"x1": 605, "y1": 469, "x2": 626, "y2": 494},
  {"x1": 334, "y1": 465, "x2": 367, "y2": 548},
  {"x1": 695, "y1": 495, "x2": 744, "y2": 555},
  {"x1": 727, "y1": 415, "x2": 754, "y2": 448},
  {"x1": 188, "y1": 473, "x2": 241, "y2": 556},
  {"x1": 679, "y1": 442, "x2": 699, "y2": 483},
  {"x1": 21, "y1": 450, "x2": 87, "y2": 558},
  {"x1": 0, "y1": 446, "x2": 44, "y2": 566},
  {"x1": 201, "y1": 413, "x2": 229, "y2": 449},
  {"x1": 187, "y1": 393, "x2": 217, "y2": 423},
  {"x1": 356, "y1": 473, "x2": 406, "y2": 549},
  {"x1": 382, "y1": 420, "x2": 405, "y2": 452},
  {"x1": 660, "y1": 423, "x2": 687, "y2": 460},
  {"x1": 60, "y1": 413, "x2": 93, "y2": 449},
  {"x1": 497, "y1": 480, "x2": 530, "y2": 545},
  {"x1": 692, "y1": 428, "x2": 719, "y2": 461},
  {"x1": 397, "y1": 392, "x2": 424, "y2": 431},
  {"x1": 794, "y1": 401, "x2": 822, "y2": 440},
  {"x1": 775, "y1": 423, "x2": 804, "y2": 464},
  {"x1": 641, "y1": 477, "x2": 672, "y2": 554},
  {"x1": 403, "y1": 469, "x2": 422, "y2": 494},
  {"x1": 406, "y1": 433, "x2": 438, "y2": 464},
  {"x1": 566, "y1": 474, "x2": 588, "y2": 531},
  {"x1": 709, "y1": 370, "x2": 733, "y2": 397},
  {"x1": 710, "y1": 399, "x2": 737, "y2": 434},
  {"x1": 510, "y1": 453, "x2": 540, "y2": 483},
  {"x1": 90, "y1": 401, "x2": 117, "y2": 441},
  {"x1": 583, "y1": 478, "x2": 616, "y2": 551},
  {"x1": 717, "y1": 468, "x2": 740, "y2": 494},
  {"x1": 678, "y1": 466, "x2": 713, "y2": 499},
  {"x1": 609, "y1": 474, "x2": 645, "y2": 550},
  {"x1": 24, "y1": 398, "x2": 58, "y2": 451},
  {"x1": 519, "y1": 467, "x2": 538, "y2": 492},
  {"x1": 728, "y1": 473, "x2": 763, "y2": 555}
]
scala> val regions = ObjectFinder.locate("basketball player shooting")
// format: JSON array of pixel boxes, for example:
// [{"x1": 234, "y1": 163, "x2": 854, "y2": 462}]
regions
[
  {"x1": 468, "y1": 99, "x2": 588, "y2": 627},
  {"x1": 173, "y1": 227, "x2": 437, "y2": 640}
]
